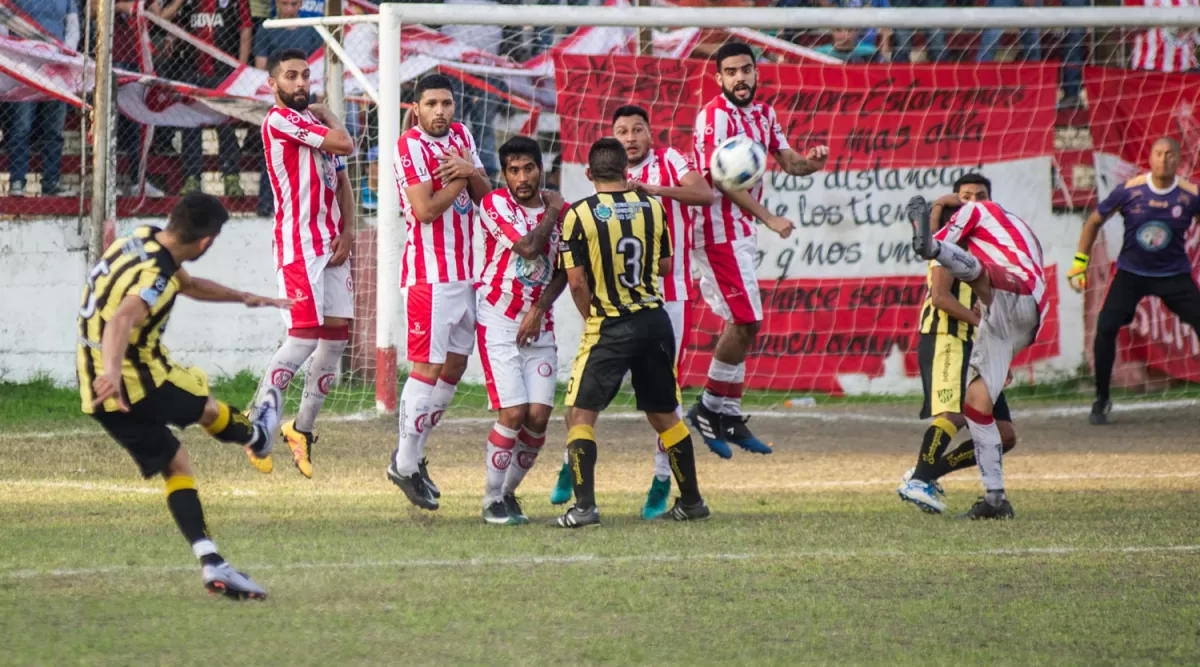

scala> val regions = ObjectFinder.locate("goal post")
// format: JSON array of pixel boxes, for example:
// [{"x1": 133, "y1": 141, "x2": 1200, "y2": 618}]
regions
[{"x1": 265, "y1": 5, "x2": 1200, "y2": 415}]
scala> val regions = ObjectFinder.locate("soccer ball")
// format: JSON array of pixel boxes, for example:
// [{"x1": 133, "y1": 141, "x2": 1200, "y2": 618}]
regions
[{"x1": 710, "y1": 135, "x2": 767, "y2": 192}]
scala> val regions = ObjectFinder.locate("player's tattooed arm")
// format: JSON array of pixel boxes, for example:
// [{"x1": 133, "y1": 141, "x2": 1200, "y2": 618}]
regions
[
  {"x1": 776, "y1": 145, "x2": 830, "y2": 177},
  {"x1": 511, "y1": 191, "x2": 566, "y2": 260},
  {"x1": 518, "y1": 270, "x2": 567, "y2": 346},
  {"x1": 176, "y1": 269, "x2": 292, "y2": 308},
  {"x1": 718, "y1": 184, "x2": 794, "y2": 240},
  {"x1": 92, "y1": 295, "x2": 150, "y2": 411},
  {"x1": 566, "y1": 266, "x2": 591, "y2": 320},
  {"x1": 929, "y1": 266, "x2": 980, "y2": 327}
]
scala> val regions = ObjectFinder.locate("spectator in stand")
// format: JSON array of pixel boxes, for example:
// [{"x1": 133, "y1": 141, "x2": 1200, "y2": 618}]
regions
[
  {"x1": 1130, "y1": 0, "x2": 1200, "y2": 72},
  {"x1": 977, "y1": 0, "x2": 1042, "y2": 63},
  {"x1": 5, "y1": 0, "x2": 79, "y2": 197},
  {"x1": 160, "y1": 0, "x2": 251, "y2": 196},
  {"x1": 678, "y1": 0, "x2": 754, "y2": 59},
  {"x1": 815, "y1": 27, "x2": 881, "y2": 63},
  {"x1": 889, "y1": 0, "x2": 946, "y2": 63},
  {"x1": 111, "y1": 0, "x2": 177, "y2": 197},
  {"x1": 252, "y1": 0, "x2": 324, "y2": 215},
  {"x1": 977, "y1": 0, "x2": 1091, "y2": 109},
  {"x1": 814, "y1": 0, "x2": 893, "y2": 62}
]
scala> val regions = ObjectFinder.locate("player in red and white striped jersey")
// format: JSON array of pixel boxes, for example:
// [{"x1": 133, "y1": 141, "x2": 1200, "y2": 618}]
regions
[
  {"x1": 909, "y1": 194, "x2": 1047, "y2": 519},
  {"x1": 387, "y1": 74, "x2": 493, "y2": 511},
  {"x1": 688, "y1": 42, "x2": 830, "y2": 460},
  {"x1": 1129, "y1": 0, "x2": 1200, "y2": 72},
  {"x1": 473, "y1": 137, "x2": 567, "y2": 525},
  {"x1": 248, "y1": 49, "x2": 357, "y2": 479},
  {"x1": 614, "y1": 104, "x2": 713, "y2": 519}
]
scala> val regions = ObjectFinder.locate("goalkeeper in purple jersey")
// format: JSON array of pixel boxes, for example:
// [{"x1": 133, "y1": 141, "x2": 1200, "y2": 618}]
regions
[{"x1": 1068, "y1": 137, "x2": 1200, "y2": 425}]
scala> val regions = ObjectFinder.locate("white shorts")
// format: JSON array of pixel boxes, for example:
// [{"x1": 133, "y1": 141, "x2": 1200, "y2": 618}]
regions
[
  {"x1": 476, "y1": 303, "x2": 557, "y2": 410},
  {"x1": 403, "y1": 280, "x2": 476, "y2": 364},
  {"x1": 692, "y1": 235, "x2": 762, "y2": 325},
  {"x1": 663, "y1": 299, "x2": 687, "y2": 372},
  {"x1": 277, "y1": 254, "x2": 353, "y2": 329},
  {"x1": 969, "y1": 291, "x2": 1039, "y2": 403}
]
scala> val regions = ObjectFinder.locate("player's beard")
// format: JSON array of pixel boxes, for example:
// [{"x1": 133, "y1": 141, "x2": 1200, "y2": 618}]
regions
[
  {"x1": 722, "y1": 82, "x2": 756, "y2": 108},
  {"x1": 281, "y1": 89, "x2": 310, "y2": 112},
  {"x1": 422, "y1": 117, "x2": 451, "y2": 137},
  {"x1": 511, "y1": 184, "x2": 537, "y2": 205}
]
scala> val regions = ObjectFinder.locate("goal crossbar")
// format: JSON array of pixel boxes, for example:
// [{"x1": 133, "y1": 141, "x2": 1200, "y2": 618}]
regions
[{"x1": 266, "y1": 5, "x2": 1200, "y2": 30}]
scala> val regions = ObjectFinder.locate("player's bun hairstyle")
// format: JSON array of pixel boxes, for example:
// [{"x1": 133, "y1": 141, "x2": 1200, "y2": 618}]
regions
[
  {"x1": 612, "y1": 104, "x2": 650, "y2": 126},
  {"x1": 168, "y1": 192, "x2": 230, "y2": 244},
  {"x1": 267, "y1": 48, "x2": 309, "y2": 77},
  {"x1": 588, "y1": 137, "x2": 629, "y2": 183},
  {"x1": 953, "y1": 172, "x2": 992, "y2": 196},
  {"x1": 714, "y1": 41, "x2": 755, "y2": 71},
  {"x1": 414, "y1": 74, "x2": 455, "y2": 102},
  {"x1": 499, "y1": 135, "x2": 543, "y2": 171}
]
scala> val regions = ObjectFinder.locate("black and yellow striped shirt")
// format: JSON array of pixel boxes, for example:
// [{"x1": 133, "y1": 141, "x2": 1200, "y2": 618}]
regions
[
  {"x1": 558, "y1": 191, "x2": 671, "y2": 320},
  {"x1": 77, "y1": 226, "x2": 183, "y2": 413},
  {"x1": 917, "y1": 260, "x2": 977, "y2": 341}
]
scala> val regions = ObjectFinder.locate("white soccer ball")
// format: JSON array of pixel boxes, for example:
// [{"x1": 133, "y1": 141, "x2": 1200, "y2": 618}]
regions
[{"x1": 710, "y1": 135, "x2": 767, "y2": 192}]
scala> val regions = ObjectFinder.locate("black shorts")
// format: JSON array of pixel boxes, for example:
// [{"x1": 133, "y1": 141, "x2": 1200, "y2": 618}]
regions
[
  {"x1": 918, "y1": 333, "x2": 1011, "y2": 422},
  {"x1": 1099, "y1": 269, "x2": 1200, "y2": 331},
  {"x1": 565, "y1": 308, "x2": 681, "y2": 414},
  {"x1": 91, "y1": 381, "x2": 208, "y2": 478}
]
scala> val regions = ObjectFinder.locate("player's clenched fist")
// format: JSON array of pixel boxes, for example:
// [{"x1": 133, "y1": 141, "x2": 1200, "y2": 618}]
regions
[
  {"x1": 805, "y1": 145, "x2": 830, "y2": 170},
  {"x1": 765, "y1": 214, "x2": 794, "y2": 239},
  {"x1": 1067, "y1": 252, "x2": 1088, "y2": 293}
]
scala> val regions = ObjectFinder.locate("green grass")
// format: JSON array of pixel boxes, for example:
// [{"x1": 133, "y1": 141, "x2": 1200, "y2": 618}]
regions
[{"x1": 8, "y1": 371, "x2": 1198, "y2": 431}]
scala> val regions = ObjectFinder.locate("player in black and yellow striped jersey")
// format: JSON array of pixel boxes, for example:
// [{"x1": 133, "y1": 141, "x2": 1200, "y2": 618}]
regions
[
  {"x1": 79, "y1": 193, "x2": 292, "y2": 599},
  {"x1": 553, "y1": 138, "x2": 709, "y2": 527},
  {"x1": 898, "y1": 174, "x2": 1018, "y2": 514}
]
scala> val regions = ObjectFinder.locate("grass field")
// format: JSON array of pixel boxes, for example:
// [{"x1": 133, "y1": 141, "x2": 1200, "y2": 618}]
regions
[{"x1": 2, "y1": 383, "x2": 1200, "y2": 666}]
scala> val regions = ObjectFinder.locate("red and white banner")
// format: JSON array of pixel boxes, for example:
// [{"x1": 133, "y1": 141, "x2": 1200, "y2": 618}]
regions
[
  {"x1": 558, "y1": 56, "x2": 1064, "y2": 393},
  {"x1": 1085, "y1": 67, "x2": 1200, "y2": 383}
]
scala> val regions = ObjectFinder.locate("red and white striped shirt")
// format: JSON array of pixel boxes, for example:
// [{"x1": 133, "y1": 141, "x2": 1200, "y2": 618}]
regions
[
  {"x1": 262, "y1": 106, "x2": 346, "y2": 269},
  {"x1": 394, "y1": 123, "x2": 484, "y2": 286},
  {"x1": 936, "y1": 201, "x2": 1049, "y2": 336},
  {"x1": 478, "y1": 188, "x2": 561, "y2": 330},
  {"x1": 628, "y1": 147, "x2": 694, "y2": 302},
  {"x1": 693, "y1": 94, "x2": 790, "y2": 247},
  {"x1": 1130, "y1": 0, "x2": 1200, "y2": 72}
]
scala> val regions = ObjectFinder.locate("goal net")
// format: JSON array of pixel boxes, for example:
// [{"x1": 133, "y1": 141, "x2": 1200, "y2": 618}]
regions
[{"x1": 255, "y1": 2, "x2": 1200, "y2": 417}]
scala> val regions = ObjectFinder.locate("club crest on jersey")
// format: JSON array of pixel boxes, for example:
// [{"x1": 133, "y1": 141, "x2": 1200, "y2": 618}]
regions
[
  {"x1": 1172, "y1": 205, "x2": 1183, "y2": 218},
  {"x1": 1137, "y1": 221, "x2": 1171, "y2": 251},
  {"x1": 593, "y1": 203, "x2": 613, "y2": 221},
  {"x1": 453, "y1": 190, "x2": 473, "y2": 215},
  {"x1": 515, "y1": 254, "x2": 551, "y2": 287}
]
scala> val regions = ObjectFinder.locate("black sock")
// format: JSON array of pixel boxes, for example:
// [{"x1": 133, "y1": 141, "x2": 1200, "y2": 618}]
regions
[
  {"x1": 204, "y1": 402, "x2": 262, "y2": 448},
  {"x1": 1094, "y1": 327, "x2": 1119, "y2": 403},
  {"x1": 912, "y1": 418, "x2": 956, "y2": 481},
  {"x1": 567, "y1": 437, "x2": 597, "y2": 510},
  {"x1": 927, "y1": 438, "x2": 1016, "y2": 480},
  {"x1": 661, "y1": 424, "x2": 701, "y2": 504},
  {"x1": 165, "y1": 479, "x2": 224, "y2": 566}
]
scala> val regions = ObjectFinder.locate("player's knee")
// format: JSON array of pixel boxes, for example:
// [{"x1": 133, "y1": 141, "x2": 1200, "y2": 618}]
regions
[
  {"x1": 198, "y1": 396, "x2": 221, "y2": 429},
  {"x1": 736, "y1": 321, "x2": 762, "y2": 339},
  {"x1": 525, "y1": 404, "x2": 553, "y2": 433},
  {"x1": 497, "y1": 406, "x2": 527, "y2": 430},
  {"x1": 935, "y1": 411, "x2": 966, "y2": 431},
  {"x1": 441, "y1": 354, "x2": 469, "y2": 382},
  {"x1": 162, "y1": 447, "x2": 194, "y2": 479}
]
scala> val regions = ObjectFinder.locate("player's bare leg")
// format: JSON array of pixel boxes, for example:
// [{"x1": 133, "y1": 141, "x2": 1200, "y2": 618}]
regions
[
  {"x1": 388, "y1": 353, "x2": 468, "y2": 509},
  {"x1": 688, "y1": 321, "x2": 772, "y2": 458}
]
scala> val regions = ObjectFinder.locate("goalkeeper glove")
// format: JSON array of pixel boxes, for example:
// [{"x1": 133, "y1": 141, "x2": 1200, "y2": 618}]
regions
[{"x1": 1067, "y1": 252, "x2": 1088, "y2": 293}]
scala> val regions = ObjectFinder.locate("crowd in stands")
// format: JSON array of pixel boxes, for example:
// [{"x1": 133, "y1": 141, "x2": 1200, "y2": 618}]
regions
[{"x1": 0, "y1": 0, "x2": 1193, "y2": 208}]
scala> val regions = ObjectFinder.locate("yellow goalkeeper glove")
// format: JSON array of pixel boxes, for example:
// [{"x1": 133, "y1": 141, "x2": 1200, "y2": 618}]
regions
[{"x1": 1067, "y1": 252, "x2": 1088, "y2": 293}]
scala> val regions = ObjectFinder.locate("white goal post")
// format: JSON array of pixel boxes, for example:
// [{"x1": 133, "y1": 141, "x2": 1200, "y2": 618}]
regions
[{"x1": 264, "y1": 3, "x2": 1200, "y2": 414}]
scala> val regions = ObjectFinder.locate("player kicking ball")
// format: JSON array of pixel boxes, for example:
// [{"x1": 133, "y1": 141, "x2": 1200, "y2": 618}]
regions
[
  {"x1": 79, "y1": 194, "x2": 290, "y2": 598},
  {"x1": 898, "y1": 174, "x2": 1019, "y2": 514},
  {"x1": 1068, "y1": 137, "x2": 1200, "y2": 425},
  {"x1": 248, "y1": 48, "x2": 357, "y2": 478},
  {"x1": 547, "y1": 105, "x2": 713, "y2": 519},
  {"x1": 689, "y1": 41, "x2": 829, "y2": 458},
  {"x1": 906, "y1": 191, "x2": 1048, "y2": 519},
  {"x1": 555, "y1": 138, "x2": 709, "y2": 528},
  {"x1": 475, "y1": 137, "x2": 567, "y2": 525}
]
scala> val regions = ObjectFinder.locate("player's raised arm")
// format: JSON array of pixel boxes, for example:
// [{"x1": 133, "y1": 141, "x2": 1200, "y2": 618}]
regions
[
  {"x1": 1068, "y1": 183, "x2": 1129, "y2": 292},
  {"x1": 511, "y1": 190, "x2": 565, "y2": 260},
  {"x1": 265, "y1": 50, "x2": 354, "y2": 155},
  {"x1": 768, "y1": 106, "x2": 829, "y2": 177},
  {"x1": 93, "y1": 294, "x2": 150, "y2": 411}
]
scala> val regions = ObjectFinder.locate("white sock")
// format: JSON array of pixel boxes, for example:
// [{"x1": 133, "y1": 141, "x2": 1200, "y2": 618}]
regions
[
  {"x1": 257, "y1": 334, "x2": 319, "y2": 413},
  {"x1": 965, "y1": 406, "x2": 1004, "y2": 494},
  {"x1": 416, "y1": 376, "x2": 458, "y2": 462},
  {"x1": 294, "y1": 334, "x2": 346, "y2": 432},
  {"x1": 393, "y1": 374, "x2": 435, "y2": 475},
  {"x1": 702, "y1": 359, "x2": 742, "y2": 414},
  {"x1": 653, "y1": 406, "x2": 682, "y2": 480},
  {"x1": 504, "y1": 427, "x2": 546, "y2": 495},
  {"x1": 486, "y1": 423, "x2": 518, "y2": 506},
  {"x1": 563, "y1": 447, "x2": 570, "y2": 467},
  {"x1": 933, "y1": 241, "x2": 982, "y2": 283},
  {"x1": 721, "y1": 363, "x2": 746, "y2": 417}
]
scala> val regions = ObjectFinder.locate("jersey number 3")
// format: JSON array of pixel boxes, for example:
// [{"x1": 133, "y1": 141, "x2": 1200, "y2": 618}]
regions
[
  {"x1": 79, "y1": 259, "x2": 112, "y2": 319},
  {"x1": 615, "y1": 237, "x2": 644, "y2": 288}
]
